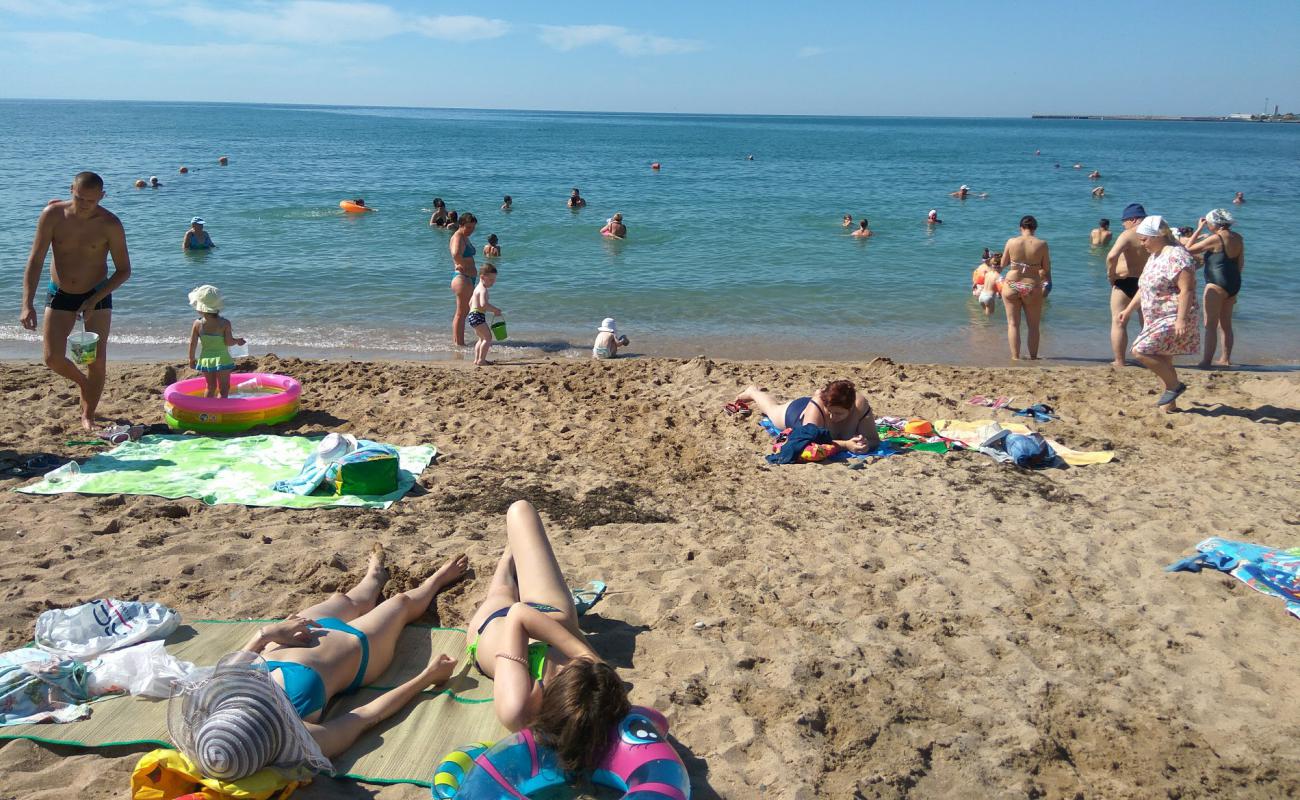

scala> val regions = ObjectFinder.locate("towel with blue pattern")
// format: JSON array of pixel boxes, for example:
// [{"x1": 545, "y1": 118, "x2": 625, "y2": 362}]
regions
[
  {"x1": 1166, "y1": 537, "x2": 1300, "y2": 620},
  {"x1": 272, "y1": 440, "x2": 400, "y2": 496}
]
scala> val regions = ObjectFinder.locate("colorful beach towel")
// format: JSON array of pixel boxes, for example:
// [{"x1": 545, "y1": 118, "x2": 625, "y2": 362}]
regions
[
  {"x1": 1167, "y1": 537, "x2": 1300, "y2": 620},
  {"x1": 933, "y1": 420, "x2": 1114, "y2": 467},
  {"x1": 0, "y1": 620, "x2": 503, "y2": 787},
  {"x1": 757, "y1": 417, "x2": 904, "y2": 462},
  {"x1": 16, "y1": 435, "x2": 435, "y2": 509}
]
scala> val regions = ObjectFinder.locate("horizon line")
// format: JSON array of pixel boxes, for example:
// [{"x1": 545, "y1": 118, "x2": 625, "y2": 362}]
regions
[{"x1": 0, "y1": 95, "x2": 1253, "y2": 122}]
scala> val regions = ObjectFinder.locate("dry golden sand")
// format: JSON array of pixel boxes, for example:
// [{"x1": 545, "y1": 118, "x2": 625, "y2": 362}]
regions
[{"x1": 0, "y1": 355, "x2": 1297, "y2": 799}]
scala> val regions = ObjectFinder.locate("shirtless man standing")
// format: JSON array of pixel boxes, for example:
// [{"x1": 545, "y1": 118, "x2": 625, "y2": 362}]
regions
[
  {"x1": 1104, "y1": 203, "x2": 1149, "y2": 368},
  {"x1": 20, "y1": 172, "x2": 132, "y2": 430}
]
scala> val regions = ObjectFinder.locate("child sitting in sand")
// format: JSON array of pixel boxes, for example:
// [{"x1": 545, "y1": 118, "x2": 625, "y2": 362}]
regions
[
  {"x1": 467, "y1": 264, "x2": 502, "y2": 366},
  {"x1": 186, "y1": 285, "x2": 245, "y2": 398},
  {"x1": 592, "y1": 318, "x2": 630, "y2": 359}
]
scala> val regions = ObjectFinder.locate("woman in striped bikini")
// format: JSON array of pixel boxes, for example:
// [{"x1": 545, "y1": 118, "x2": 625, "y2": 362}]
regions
[{"x1": 999, "y1": 215, "x2": 1052, "y2": 360}]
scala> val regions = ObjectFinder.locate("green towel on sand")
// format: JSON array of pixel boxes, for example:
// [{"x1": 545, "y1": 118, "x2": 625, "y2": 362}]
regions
[{"x1": 16, "y1": 435, "x2": 435, "y2": 509}]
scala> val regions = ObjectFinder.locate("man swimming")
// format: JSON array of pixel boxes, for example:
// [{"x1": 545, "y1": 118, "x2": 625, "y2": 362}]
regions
[
  {"x1": 1090, "y1": 218, "x2": 1112, "y2": 247},
  {"x1": 19, "y1": 171, "x2": 132, "y2": 430},
  {"x1": 567, "y1": 188, "x2": 586, "y2": 208},
  {"x1": 1104, "y1": 203, "x2": 1150, "y2": 368}
]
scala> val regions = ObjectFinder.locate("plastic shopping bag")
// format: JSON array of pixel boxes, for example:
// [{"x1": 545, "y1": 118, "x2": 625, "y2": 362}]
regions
[
  {"x1": 87, "y1": 640, "x2": 201, "y2": 699},
  {"x1": 35, "y1": 599, "x2": 180, "y2": 659}
]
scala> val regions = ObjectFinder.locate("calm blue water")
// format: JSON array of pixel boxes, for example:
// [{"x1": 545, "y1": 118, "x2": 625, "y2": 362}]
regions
[{"x1": 2, "y1": 100, "x2": 1297, "y2": 363}]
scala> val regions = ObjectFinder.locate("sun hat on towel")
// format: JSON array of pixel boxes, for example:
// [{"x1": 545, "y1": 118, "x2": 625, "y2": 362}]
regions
[
  {"x1": 315, "y1": 433, "x2": 359, "y2": 466},
  {"x1": 168, "y1": 651, "x2": 329, "y2": 781},
  {"x1": 188, "y1": 285, "x2": 224, "y2": 314}
]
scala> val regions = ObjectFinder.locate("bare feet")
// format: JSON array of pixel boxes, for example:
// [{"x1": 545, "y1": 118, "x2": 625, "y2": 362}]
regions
[
  {"x1": 428, "y1": 553, "x2": 470, "y2": 591},
  {"x1": 368, "y1": 543, "x2": 389, "y2": 584}
]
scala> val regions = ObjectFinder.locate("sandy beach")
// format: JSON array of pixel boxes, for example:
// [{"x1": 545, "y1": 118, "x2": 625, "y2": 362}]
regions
[{"x1": 0, "y1": 354, "x2": 1297, "y2": 798}]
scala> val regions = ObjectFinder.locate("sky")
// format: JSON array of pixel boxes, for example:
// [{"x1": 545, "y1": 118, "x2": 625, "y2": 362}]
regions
[{"x1": 1, "y1": 0, "x2": 1297, "y2": 116}]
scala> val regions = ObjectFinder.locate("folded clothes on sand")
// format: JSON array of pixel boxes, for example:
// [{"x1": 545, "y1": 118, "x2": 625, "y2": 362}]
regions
[
  {"x1": 0, "y1": 648, "x2": 93, "y2": 726},
  {"x1": 933, "y1": 420, "x2": 1114, "y2": 467},
  {"x1": 17, "y1": 435, "x2": 435, "y2": 509},
  {"x1": 1167, "y1": 537, "x2": 1300, "y2": 620}
]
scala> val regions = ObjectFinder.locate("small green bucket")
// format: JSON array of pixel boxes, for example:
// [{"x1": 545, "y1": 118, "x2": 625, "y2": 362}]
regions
[{"x1": 490, "y1": 318, "x2": 508, "y2": 341}]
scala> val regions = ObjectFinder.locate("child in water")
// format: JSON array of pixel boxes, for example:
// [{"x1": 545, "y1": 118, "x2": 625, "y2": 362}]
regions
[
  {"x1": 483, "y1": 233, "x2": 501, "y2": 257},
  {"x1": 467, "y1": 265, "x2": 502, "y2": 366},
  {"x1": 592, "y1": 318, "x2": 630, "y2": 359},
  {"x1": 186, "y1": 285, "x2": 245, "y2": 398}
]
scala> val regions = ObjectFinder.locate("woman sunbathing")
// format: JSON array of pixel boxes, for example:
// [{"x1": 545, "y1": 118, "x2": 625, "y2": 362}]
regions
[
  {"x1": 465, "y1": 500, "x2": 631, "y2": 774},
  {"x1": 733, "y1": 379, "x2": 881, "y2": 453}
]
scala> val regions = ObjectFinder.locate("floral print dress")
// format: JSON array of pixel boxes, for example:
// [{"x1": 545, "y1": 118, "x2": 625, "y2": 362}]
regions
[{"x1": 1132, "y1": 245, "x2": 1201, "y2": 356}]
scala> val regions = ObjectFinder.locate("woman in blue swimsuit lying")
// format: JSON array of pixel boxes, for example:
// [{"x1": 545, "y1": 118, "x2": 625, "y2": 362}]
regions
[
  {"x1": 733, "y1": 379, "x2": 881, "y2": 453},
  {"x1": 239, "y1": 545, "x2": 469, "y2": 756},
  {"x1": 465, "y1": 500, "x2": 631, "y2": 773}
]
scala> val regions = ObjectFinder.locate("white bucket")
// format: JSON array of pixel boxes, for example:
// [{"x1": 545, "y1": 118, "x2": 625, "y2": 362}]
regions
[{"x1": 67, "y1": 331, "x2": 99, "y2": 366}]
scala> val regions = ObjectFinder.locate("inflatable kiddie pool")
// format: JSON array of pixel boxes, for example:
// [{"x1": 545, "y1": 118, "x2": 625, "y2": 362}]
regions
[
  {"x1": 164, "y1": 373, "x2": 301, "y2": 433},
  {"x1": 433, "y1": 706, "x2": 690, "y2": 799}
]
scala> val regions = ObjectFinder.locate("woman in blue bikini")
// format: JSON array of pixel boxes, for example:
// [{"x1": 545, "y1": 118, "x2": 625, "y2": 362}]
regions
[
  {"x1": 465, "y1": 500, "x2": 631, "y2": 771},
  {"x1": 733, "y1": 379, "x2": 881, "y2": 454},
  {"x1": 449, "y1": 212, "x2": 478, "y2": 347},
  {"x1": 239, "y1": 546, "x2": 469, "y2": 756}
]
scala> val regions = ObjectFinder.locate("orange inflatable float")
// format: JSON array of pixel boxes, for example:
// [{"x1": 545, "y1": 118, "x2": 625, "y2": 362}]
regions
[{"x1": 339, "y1": 200, "x2": 372, "y2": 213}]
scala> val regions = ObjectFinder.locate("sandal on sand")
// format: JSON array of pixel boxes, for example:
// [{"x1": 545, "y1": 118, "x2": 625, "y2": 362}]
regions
[
  {"x1": 571, "y1": 580, "x2": 607, "y2": 617},
  {"x1": 723, "y1": 401, "x2": 752, "y2": 418},
  {"x1": 1156, "y1": 383, "x2": 1187, "y2": 406}
]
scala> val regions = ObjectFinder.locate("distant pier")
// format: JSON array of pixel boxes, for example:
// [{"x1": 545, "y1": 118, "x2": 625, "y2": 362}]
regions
[{"x1": 1032, "y1": 114, "x2": 1296, "y2": 123}]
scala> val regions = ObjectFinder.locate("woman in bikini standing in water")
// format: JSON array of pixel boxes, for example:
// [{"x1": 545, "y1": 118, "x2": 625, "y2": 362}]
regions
[
  {"x1": 449, "y1": 213, "x2": 478, "y2": 347},
  {"x1": 999, "y1": 215, "x2": 1052, "y2": 360}
]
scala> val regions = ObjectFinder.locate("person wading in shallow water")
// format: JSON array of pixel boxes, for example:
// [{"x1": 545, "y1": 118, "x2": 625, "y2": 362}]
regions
[{"x1": 19, "y1": 171, "x2": 132, "y2": 430}]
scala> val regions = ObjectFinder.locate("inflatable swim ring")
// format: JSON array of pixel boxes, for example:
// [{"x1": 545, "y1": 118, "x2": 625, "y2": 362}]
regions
[
  {"x1": 164, "y1": 373, "x2": 301, "y2": 434},
  {"x1": 433, "y1": 706, "x2": 689, "y2": 799},
  {"x1": 339, "y1": 200, "x2": 372, "y2": 213}
]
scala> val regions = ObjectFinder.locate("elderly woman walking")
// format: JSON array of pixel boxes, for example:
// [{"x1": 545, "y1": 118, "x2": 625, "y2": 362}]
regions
[
  {"x1": 1181, "y1": 208, "x2": 1244, "y2": 367},
  {"x1": 1118, "y1": 215, "x2": 1200, "y2": 411}
]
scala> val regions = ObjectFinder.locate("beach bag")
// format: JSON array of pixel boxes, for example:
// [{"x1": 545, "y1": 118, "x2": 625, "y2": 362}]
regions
[
  {"x1": 87, "y1": 640, "x2": 198, "y2": 699},
  {"x1": 326, "y1": 449, "x2": 399, "y2": 496},
  {"x1": 35, "y1": 599, "x2": 180, "y2": 660},
  {"x1": 131, "y1": 749, "x2": 305, "y2": 800}
]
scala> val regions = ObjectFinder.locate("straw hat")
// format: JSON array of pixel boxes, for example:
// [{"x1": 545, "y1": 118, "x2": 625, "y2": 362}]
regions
[
  {"x1": 315, "y1": 433, "x2": 358, "y2": 465},
  {"x1": 188, "y1": 285, "x2": 224, "y2": 313},
  {"x1": 168, "y1": 652, "x2": 329, "y2": 781}
]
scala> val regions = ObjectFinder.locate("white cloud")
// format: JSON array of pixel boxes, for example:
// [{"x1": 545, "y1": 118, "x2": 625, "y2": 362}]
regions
[
  {"x1": 798, "y1": 46, "x2": 827, "y2": 58},
  {"x1": 158, "y1": 1, "x2": 507, "y2": 45},
  {"x1": 5, "y1": 30, "x2": 281, "y2": 60},
  {"x1": 538, "y1": 24, "x2": 702, "y2": 56},
  {"x1": 0, "y1": 0, "x2": 101, "y2": 17}
]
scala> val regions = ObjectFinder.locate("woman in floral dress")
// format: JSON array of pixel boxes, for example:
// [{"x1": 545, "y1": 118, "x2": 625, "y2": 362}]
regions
[{"x1": 1118, "y1": 215, "x2": 1200, "y2": 412}]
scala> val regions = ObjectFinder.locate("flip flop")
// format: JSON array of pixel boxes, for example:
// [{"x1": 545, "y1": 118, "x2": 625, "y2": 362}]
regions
[
  {"x1": 571, "y1": 580, "x2": 607, "y2": 617},
  {"x1": 1156, "y1": 383, "x2": 1187, "y2": 406},
  {"x1": 723, "y1": 401, "x2": 752, "y2": 418}
]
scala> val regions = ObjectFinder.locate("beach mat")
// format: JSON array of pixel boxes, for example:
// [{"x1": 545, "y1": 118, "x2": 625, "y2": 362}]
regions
[
  {"x1": 0, "y1": 620, "x2": 504, "y2": 787},
  {"x1": 934, "y1": 420, "x2": 1115, "y2": 466},
  {"x1": 15, "y1": 435, "x2": 436, "y2": 509}
]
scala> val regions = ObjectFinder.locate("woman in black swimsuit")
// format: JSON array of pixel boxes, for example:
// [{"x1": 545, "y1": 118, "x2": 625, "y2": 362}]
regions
[
  {"x1": 733, "y1": 379, "x2": 880, "y2": 453},
  {"x1": 1181, "y1": 209, "x2": 1244, "y2": 367}
]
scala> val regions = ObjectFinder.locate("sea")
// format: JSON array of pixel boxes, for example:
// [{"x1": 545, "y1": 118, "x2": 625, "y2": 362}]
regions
[{"x1": 1, "y1": 99, "x2": 1297, "y2": 365}]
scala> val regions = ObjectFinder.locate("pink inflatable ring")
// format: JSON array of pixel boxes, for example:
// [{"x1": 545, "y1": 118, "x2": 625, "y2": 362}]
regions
[{"x1": 164, "y1": 372, "x2": 301, "y2": 433}]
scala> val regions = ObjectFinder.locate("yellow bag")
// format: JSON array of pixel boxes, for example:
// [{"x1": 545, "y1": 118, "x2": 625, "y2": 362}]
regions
[{"x1": 131, "y1": 749, "x2": 308, "y2": 800}]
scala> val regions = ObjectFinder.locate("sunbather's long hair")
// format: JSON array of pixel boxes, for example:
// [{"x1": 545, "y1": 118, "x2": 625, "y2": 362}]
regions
[{"x1": 531, "y1": 658, "x2": 630, "y2": 774}]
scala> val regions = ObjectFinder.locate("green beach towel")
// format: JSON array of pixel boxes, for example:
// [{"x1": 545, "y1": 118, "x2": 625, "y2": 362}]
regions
[
  {"x1": 16, "y1": 435, "x2": 435, "y2": 509},
  {"x1": 0, "y1": 620, "x2": 504, "y2": 787}
]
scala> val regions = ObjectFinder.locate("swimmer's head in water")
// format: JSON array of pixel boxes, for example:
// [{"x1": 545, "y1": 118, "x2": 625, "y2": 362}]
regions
[
  {"x1": 571, "y1": 188, "x2": 581, "y2": 196},
  {"x1": 433, "y1": 197, "x2": 445, "y2": 209},
  {"x1": 820, "y1": 379, "x2": 856, "y2": 420},
  {"x1": 1019, "y1": 215, "x2": 1038, "y2": 232},
  {"x1": 533, "y1": 658, "x2": 630, "y2": 774},
  {"x1": 1099, "y1": 218, "x2": 1110, "y2": 229},
  {"x1": 612, "y1": 213, "x2": 622, "y2": 223},
  {"x1": 503, "y1": 195, "x2": 511, "y2": 203},
  {"x1": 487, "y1": 233, "x2": 498, "y2": 244},
  {"x1": 859, "y1": 218, "x2": 869, "y2": 229}
]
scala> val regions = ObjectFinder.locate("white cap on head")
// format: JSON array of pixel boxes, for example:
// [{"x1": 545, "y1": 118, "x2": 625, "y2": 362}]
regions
[
  {"x1": 959, "y1": 185, "x2": 969, "y2": 191},
  {"x1": 598, "y1": 318, "x2": 618, "y2": 333},
  {"x1": 928, "y1": 209, "x2": 938, "y2": 217}
]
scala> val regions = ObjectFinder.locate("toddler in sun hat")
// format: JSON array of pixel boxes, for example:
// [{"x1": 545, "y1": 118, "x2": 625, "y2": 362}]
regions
[{"x1": 592, "y1": 318, "x2": 630, "y2": 360}]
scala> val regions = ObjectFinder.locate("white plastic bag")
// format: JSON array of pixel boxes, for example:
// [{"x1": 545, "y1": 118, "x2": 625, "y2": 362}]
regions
[
  {"x1": 35, "y1": 599, "x2": 180, "y2": 660},
  {"x1": 86, "y1": 640, "x2": 198, "y2": 699}
]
